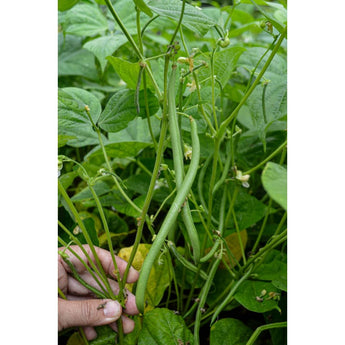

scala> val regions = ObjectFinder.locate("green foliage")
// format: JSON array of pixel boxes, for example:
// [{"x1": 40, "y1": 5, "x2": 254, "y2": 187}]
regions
[
  {"x1": 138, "y1": 308, "x2": 194, "y2": 345},
  {"x1": 58, "y1": 0, "x2": 287, "y2": 344},
  {"x1": 262, "y1": 162, "x2": 287, "y2": 210},
  {"x1": 210, "y1": 318, "x2": 252, "y2": 345}
]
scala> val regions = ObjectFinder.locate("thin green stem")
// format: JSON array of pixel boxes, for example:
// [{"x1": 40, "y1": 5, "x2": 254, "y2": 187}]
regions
[
  {"x1": 273, "y1": 211, "x2": 287, "y2": 236},
  {"x1": 252, "y1": 198, "x2": 273, "y2": 253},
  {"x1": 244, "y1": 139, "x2": 287, "y2": 175},
  {"x1": 58, "y1": 180, "x2": 109, "y2": 285},
  {"x1": 242, "y1": 229, "x2": 287, "y2": 272},
  {"x1": 194, "y1": 250, "x2": 222, "y2": 345},
  {"x1": 193, "y1": 72, "x2": 216, "y2": 135},
  {"x1": 168, "y1": 0, "x2": 187, "y2": 46},
  {"x1": 210, "y1": 48, "x2": 219, "y2": 131},
  {"x1": 246, "y1": 322, "x2": 287, "y2": 345},
  {"x1": 104, "y1": 0, "x2": 161, "y2": 99},
  {"x1": 58, "y1": 234, "x2": 109, "y2": 296},
  {"x1": 210, "y1": 265, "x2": 253, "y2": 325}
]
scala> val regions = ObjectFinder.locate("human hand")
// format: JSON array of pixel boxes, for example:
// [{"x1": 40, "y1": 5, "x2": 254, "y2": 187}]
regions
[{"x1": 58, "y1": 245, "x2": 140, "y2": 340}]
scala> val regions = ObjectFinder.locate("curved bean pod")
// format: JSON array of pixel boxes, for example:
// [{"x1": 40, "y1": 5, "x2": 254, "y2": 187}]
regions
[
  {"x1": 168, "y1": 64, "x2": 201, "y2": 263},
  {"x1": 135, "y1": 115, "x2": 200, "y2": 313}
]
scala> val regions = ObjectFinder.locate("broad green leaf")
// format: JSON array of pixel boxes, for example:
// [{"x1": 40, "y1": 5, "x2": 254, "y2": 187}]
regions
[
  {"x1": 66, "y1": 332, "x2": 84, "y2": 345},
  {"x1": 71, "y1": 181, "x2": 112, "y2": 202},
  {"x1": 210, "y1": 318, "x2": 252, "y2": 345},
  {"x1": 119, "y1": 245, "x2": 171, "y2": 310},
  {"x1": 97, "y1": 89, "x2": 159, "y2": 133},
  {"x1": 107, "y1": 57, "x2": 145, "y2": 90},
  {"x1": 261, "y1": 162, "x2": 287, "y2": 210},
  {"x1": 65, "y1": 3, "x2": 108, "y2": 37},
  {"x1": 234, "y1": 280, "x2": 280, "y2": 313},
  {"x1": 133, "y1": 0, "x2": 153, "y2": 17},
  {"x1": 58, "y1": 47, "x2": 98, "y2": 80},
  {"x1": 147, "y1": 0, "x2": 216, "y2": 36},
  {"x1": 138, "y1": 308, "x2": 194, "y2": 344},
  {"x1": 108, "y1": 116, "x2": 161, "y2": 143},
  {"x1": 58, "y1": 87, "x2": 103, "y2": 147},
  {"x1": 211, "y1": 186, "x2": 267, "y2": 230},
  {"x1": 58, "y1": 0, "x2": 80, "y2": 12},
  {"x1": 84, "y1": 35, "x2": 128, "y2": 73},
  {"x1": 58, "y1": 134, "x2": 76, "y2": 148},
  {"x1": 198, "y1": 46, "x2": 246, "y2": 88},
  {"x1": 255, "y1": 250, "x2": 287, "y2": 292},
  {"x1": 237, "y1": 47, "x2": 287, "y2": 144}
]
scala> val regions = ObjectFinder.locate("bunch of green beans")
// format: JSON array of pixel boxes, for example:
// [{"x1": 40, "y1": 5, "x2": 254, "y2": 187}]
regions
[{"x1": 135, "y1": 66, "x2": 201, "y2": 313}]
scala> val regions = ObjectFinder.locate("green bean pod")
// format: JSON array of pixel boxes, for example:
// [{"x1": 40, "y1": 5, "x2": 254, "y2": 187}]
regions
[
  {"x1": 167, "y1": 241, "x2": 208, "y2": 280},
  {"x1": 135, "y1": 115, "x2": 200, "y2": 313},
  {"x1": 168, "y1": 64, "x2": 201, "y2": 263}
]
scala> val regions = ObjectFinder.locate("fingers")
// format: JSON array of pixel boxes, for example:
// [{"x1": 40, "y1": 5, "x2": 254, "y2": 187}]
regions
[
  {"x1": 66, "y1": 273, "x2": 139, "y2": 315},
  {"x1": 82, "y1": 315, "x2": 135, "y2": 341},
  {"x1": 59, "y1": 245, "x2": 139, "y2": 283},
  {"x1": 109, "y1": 315, "x2": 136, "y2": 334},
  {"x1": 58, "y1": 298, "x2": 122, "y2": 331}
]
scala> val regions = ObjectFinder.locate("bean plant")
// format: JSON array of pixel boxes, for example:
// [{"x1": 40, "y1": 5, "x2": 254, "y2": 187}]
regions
[{"x1": 58, "y1": 0, "x2": 287, "y2": 344}]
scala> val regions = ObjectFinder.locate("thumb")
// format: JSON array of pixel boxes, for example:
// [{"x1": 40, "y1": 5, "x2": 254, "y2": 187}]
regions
[{"x1": 58, "y1": 299, "x2": 122, "y2": 331}]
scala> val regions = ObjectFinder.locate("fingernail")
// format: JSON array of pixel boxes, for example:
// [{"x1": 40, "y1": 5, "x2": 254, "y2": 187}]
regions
[{"x1": 103, "y1": 301, "x2": 121, "y2": 318}]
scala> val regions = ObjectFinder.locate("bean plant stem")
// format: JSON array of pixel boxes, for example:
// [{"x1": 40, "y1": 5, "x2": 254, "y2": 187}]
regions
[
  {"x1": 58, "y1": 234, "x2": 109, "y2": 296},
  {"x1": 244, "y1": 139, "x2": 287, "y2": 175},
  {"x1": 210, "y1": 265, "x2": 254, "y2": 324},
  {"x1": 252, "y1": 198, "x2": 273, "y2": 253},
  {"x1": 194, "y1": 250, "x2": 222, "y2": 345},
  {"x1": 104, "y1": 0, "x2": 161, "y2": 99},
  {"x1": 246, "y1": 322, "x2": 287, "y2": 345}
]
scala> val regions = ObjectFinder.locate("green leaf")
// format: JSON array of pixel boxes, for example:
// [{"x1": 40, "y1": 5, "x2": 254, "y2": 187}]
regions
[
  {"x1": 58, "y1": 0, "x2": 80, "y2": 12},
  {"x1": 134, "y1": 0, "x2": 153, "y2": 17},
  {"x1": 58, "y1": 134, "x2": 76, "y2": 148},
  {"x1": 65, "y1": 3, "x2": 108, "y2": 37},
  {"x1": 147, "y1": 0, "x2": 216, "y2": 36},
  {"x1": 108, "y1": 116, "x2": 161, "y2": 143},
  {"x1": 107, "y1": 57, "x2": 144, "y2": 90},
  {"x1": 210, "y1": 318, "x2": 252, "y2": 345},
  {"x1": 86, "y1": 142, "x2": 152, "y2": 161},
  {"x1": 97, "y1": 89, "x2": 159, "y2": 133},
  {"x1": 138, "y1": 308, "x2": 194, "y2": 344},
  {"x1": 198, "y1": 46, "x2": 246, "y2": 88},
  {"x1": 58, "y1": 47, "x2": 99, "y2": 80},
  {"x1": 58, "y1": 87, "x2": 103, "y2": 147},
  {"x1": 71, "y1": 181, "x2": 112, "y2": 202},
  {"x1": 255, "y1": 250, "x2": 287, "y2": 292},
  {"x1": 234, "y1": 280, "x2": 280, "y2": 313},
  {"x1": 261, "y1": 162, "x2": 287, "y2": 210},
  {"x1": 84, "y1": 35, "x2": 128, "y2": 73},
  {"x1": 237, "y1": 47, "x2": 287, "y2": 143}
]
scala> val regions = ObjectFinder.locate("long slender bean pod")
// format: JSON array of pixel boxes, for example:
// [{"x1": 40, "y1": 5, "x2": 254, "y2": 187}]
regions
[
  {"x1": 167, "y1": 241, "x2": 208, "y2": 280},
  {"x1": 136, "y1": 116, "x2": 200, "y2": 313},
  {"x1": 168, "y1": 64, "x2": 200, "y2": 263}
]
